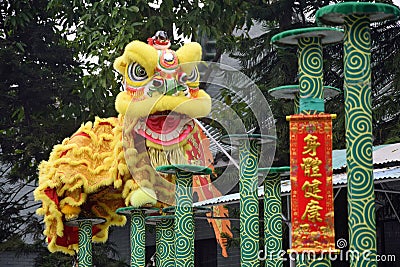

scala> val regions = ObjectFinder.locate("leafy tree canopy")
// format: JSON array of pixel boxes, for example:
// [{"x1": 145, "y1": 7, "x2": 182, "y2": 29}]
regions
[
  {"x1": 46, "y1": 0, "x2": 252, "y2": 118},
  {"x1": 0, "y1": 0, "x2": 85, "y2": 243}
]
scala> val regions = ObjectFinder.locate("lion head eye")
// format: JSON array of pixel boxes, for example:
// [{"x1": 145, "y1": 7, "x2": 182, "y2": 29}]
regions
[{"x1": 127, "y1": 63, "x2": 148, "y2": 82}]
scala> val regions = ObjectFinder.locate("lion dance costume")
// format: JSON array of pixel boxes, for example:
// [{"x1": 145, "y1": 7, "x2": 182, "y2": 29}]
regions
[{"x1": 34, "y1": 32, "x2": 231, "y2": 257}]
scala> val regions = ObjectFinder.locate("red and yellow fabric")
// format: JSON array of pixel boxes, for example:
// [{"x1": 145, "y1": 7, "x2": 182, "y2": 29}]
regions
[{"x1": 288, "y1": 114, "x2": 335, "y2": 253}]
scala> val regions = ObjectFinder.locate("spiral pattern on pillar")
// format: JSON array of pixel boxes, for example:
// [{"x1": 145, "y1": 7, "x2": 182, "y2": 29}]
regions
[
  {"x1": 344, "y1": 14, "x2": 377, "y2": 267},
  {"x1": 156, "y1": 218, "x2": 175, "y2": 267},
  {"x1": 131, "y1": 211, "x2": 146, "y2": 267},
  {"x1": 239, "y1": 139, "x2": 260, "y2": 267},
  {"x1": 264, "y1": 172, "x2": 282, "y2": 267},
  {"x1": 298, "y1": 37, "x2": 323, "y2": 115},
  {"x1": 78, "y1": 220, "x2": 93, "y2": 267},
  {"x1": 174, "y1": 171, "x2": 194, "y2": 267}
]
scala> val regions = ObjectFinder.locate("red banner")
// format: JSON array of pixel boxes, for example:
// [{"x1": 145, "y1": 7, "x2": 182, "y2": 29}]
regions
[{"x1": 288, "y1": 114, "x2": 335, "y2": 253}]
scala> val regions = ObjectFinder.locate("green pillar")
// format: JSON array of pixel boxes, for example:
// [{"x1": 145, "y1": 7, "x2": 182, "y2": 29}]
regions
[
  {"x1": 156, "y1": 165, "x2": 212, "y2": 267},
  {"x1": 174, "y1": 170, "x2": 194, "y2": 267},
  {"x1": 260, "y1": 166, "x2": 289, "y2": 267},
  {"x1": 344, "y1": 14, "x2": 377, "y2": 267},
  {"x1": 239, "y1": 139, "x2": 260, "y2": 267},
  {"x1": 78, "y1": 220, "x2": 93, "y2": 267},
  {"x1": 151, "y1": 216, "x2": 175, "y2": 267},
  {"x1": 221, "y1": 134, "x2": 274, "y2": 267},
  {"x1": 298, "y1": 37, "x2": 324, "y2": 114},
  {"x1": 65, "y1": 218, "x2": 106, "y2": 267},
  {"x1": 131, "y1": 211, "x2": 146, "y2": 267},
  {"x1": 264, "y1": 172, "x2": 281, "y2": 267},
  {"x1": 271, "y1": 27, "x2": 343, "y2": 267},
  {"x1": 116, "y1": 207, "x2": 159, "y2": 267},
  {"x1": 316, "y1": 3, "x2": 400, "y2": 267}
]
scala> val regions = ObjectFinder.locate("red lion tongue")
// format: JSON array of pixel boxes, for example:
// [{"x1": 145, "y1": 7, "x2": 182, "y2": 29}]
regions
[
  {"x1": 145, "y1": 115, "x2": 182, "y2": 134},
  {"x1": 134, "y1": 114, "x2": 195, "y2": 146}
]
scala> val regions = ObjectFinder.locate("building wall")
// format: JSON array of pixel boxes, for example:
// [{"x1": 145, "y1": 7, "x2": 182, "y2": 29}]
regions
[{"x1": 380, "y1": 221, "x2": 400, "y2": 267}]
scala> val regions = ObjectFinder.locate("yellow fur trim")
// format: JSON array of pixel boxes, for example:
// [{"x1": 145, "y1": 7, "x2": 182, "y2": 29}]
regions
[
  {"x1": 125, "y1": 90, "x2": 211, "y2": 118},
  {"x1": 113, "y1": 41, "x2": 158, "y2": 77},
  {"x1": 60, "y1": 205, "x2": 81, "y2": 220},
  {"x1": 115, "y1": 91, "x2": 131, "y2": 116},
  {"x1": 37, "y1": 117, "x2": 122, "y2": 195},
  {"x1": 176, "y1": 42, "x2": 202, "y2": 74},
  {"x1": 147, "y1": 146, "x2": 188, "y2": 167},
  {"x1": 129, "y1": 187, "x2": 157, "y2": 208},
  {"x1": 34, "y1": 116, "x2": 132, "y2": 255}
]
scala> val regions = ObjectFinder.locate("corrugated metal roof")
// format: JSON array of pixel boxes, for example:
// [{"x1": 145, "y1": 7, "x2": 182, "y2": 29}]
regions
[
  {"x1": 373, "y1": 144, "x2": 400, "y2": 164},
  {"x1": 332, "y1": 143, "x2": 400, "y2": 170},
  {"x1": 194, "y1": 143, "x2": 400, "y2": 207}
]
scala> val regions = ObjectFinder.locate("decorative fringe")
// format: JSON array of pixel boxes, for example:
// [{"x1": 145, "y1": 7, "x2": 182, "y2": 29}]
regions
[
  {"x1": 34, "y1": 116, "x2": 130, "y2": 255},
  {"x1": 147, "y1": 146, "x2": 187, "y2": 168}
]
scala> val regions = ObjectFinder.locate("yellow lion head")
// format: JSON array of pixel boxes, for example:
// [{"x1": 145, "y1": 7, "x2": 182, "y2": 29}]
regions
[{"x1": 113, "y1": 40, "x2": 211, "y2": 119}]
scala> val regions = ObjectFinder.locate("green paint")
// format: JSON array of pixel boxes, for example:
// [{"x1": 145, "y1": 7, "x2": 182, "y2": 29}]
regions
[
  {"x1": 174, "y1": 170, "x2": 194, "y2": 267},
  {"x1": 298, "y1": 37, "x2": 324, "y2": 114},
  {"x1": 344, "y1": 14, "x2": 377, "y2": 267},
  {"x1": 156, "y1": 218, "x2": 175, "y2": 267},
  {"x1": 78, "y1": 220, "x2": 92, "y2": 267},
  {"x1": 264, "y1": 172, "x2": 282, "y2": 267},
  {"x1": 131, "y1": 211, "x2": 146, "y2": 267},
  {"x1": 239, "y1": 139, "x2": 260, "y2": 267},
  {"x1": 300, "y1": 98, "x2": 325, "y2": 112}
]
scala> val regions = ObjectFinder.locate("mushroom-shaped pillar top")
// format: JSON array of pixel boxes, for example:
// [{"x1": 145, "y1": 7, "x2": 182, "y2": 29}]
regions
[
  {"x1": 64, "y1": 217, "x2": 106, "y2": 227},
  {"x1": 269, "y1": 85, "x2": 340, "y2": 99},
  {"x1": 156, "y1": 164, "x2": 212, "y2": 175},
  {"x1": 271, "y1": 27, "x2": 344, "y2": 47},
  {"x1": 116, "y1": 206, "x2": 159, "y2": 216},
  {"x1": 145, "y1": 215, "x2": 175, "y2": 224},
  {"x1": 220, "y1": 134, "x2": 276, "y2": 147},
  {"x1": 258, "y1": 166, "x2": 290, "y2": 174},
  {"x1": 316, "y1": 2, "x2": 400, "y2": 26}
]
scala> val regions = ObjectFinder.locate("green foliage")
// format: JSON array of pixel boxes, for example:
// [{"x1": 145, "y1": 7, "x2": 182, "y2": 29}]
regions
[
  {"x1": 0, "y1": 0, "x2": 85, "y2": 184},
  {"x1": 0, "y1": 0, "x2": 85, "y2": 251},
  {"x1": 46, "y1": 0, "x2": 252, "y2": 118}
]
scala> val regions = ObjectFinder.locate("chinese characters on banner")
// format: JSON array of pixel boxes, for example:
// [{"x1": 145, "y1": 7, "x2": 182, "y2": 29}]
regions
[{"x1": 288, "y1": 114, "x2": 335, "y2": 253}]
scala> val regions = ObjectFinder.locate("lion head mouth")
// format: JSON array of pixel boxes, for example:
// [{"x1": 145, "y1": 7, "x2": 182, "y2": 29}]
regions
[{"x1": 133, "y1": 111, "x2": 195, "y2": 146}]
